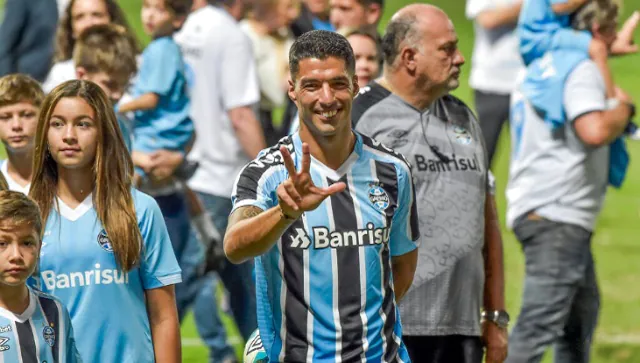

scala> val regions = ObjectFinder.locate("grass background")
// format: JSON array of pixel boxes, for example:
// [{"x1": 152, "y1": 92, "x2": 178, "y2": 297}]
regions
[{"x1": 2, "y1": 0, "x2": 640, "y2": 362}]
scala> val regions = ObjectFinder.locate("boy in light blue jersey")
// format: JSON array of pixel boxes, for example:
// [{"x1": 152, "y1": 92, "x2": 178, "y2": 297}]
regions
[
  {"x1": 73, "y1": 23, "x2": 139, "y2": 152},
  {"x1": 226, "y1": 30, "x2": 419, "y2": 363},
  {"x1": 518, "y1": 0, "x2": 615, "y2": 96},
  {"x1": 118, "y1": 0, "x2": 194, "y2": 184},
  {"x1": 0, "y1": 191, "x2": 82, "y2": 363}
]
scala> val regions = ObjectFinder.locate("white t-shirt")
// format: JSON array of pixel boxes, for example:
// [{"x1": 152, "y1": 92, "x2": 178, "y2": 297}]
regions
[
  {"x1": 506, "y1": 60, "x2": 609, "y2": 231},
  {"x1": 466, "y1": 0, "x2": 524, "y2": 94},
  {"x1": 1, "y1": 160, "x2": 30, "y2": 194},
  {"x1": 174, "y1": 5, "x2": 260, "y2": 198},
  {"x1": 240, "y1": 20, "x2": 294, "y2": 111},
  {"x1": 42, "y1": 59, "x2": 76, "y2": 93}
]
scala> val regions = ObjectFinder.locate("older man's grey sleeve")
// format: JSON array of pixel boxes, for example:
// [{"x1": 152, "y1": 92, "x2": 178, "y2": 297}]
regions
[{"x1": 564, "y1": 60, "x2": 607, "y2": 123}]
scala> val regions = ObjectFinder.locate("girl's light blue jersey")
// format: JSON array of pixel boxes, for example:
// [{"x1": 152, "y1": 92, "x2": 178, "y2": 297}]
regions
[{"x1": 35, "y1": 189, "x2": 182, "y2": 363}]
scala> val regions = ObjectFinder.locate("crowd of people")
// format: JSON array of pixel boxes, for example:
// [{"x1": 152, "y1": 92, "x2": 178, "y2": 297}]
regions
[{"x1": 0, "y1": 0, "x2": 638, "y2": 362}]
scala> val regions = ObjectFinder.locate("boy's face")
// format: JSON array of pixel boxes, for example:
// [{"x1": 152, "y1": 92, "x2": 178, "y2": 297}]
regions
[
  {"x1": 0, "y1": 221, "x2": 40, "y2": 287},
  {"x1": 0, "y1": 102, "x2": 38, "y2": 154},
  {"x1": 141, "y1": 0, "x2": 175, "y2": 36},
  {"x1": 77, "y1": 69, "x2": 127, "y2": 105}
]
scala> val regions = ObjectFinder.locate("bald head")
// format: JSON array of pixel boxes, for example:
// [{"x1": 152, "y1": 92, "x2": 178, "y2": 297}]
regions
[{"x1": 381, "y1": 4, "x2": 452, "y2": 66}]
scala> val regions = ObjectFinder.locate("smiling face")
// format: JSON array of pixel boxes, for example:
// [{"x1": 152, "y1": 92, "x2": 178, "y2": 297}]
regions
[
  {"x1": 289, "y1": 56, "x2": 359, "y2": 137},
  {"x1": 46, "y1": 97, "x2": 99, "y2": 172}
]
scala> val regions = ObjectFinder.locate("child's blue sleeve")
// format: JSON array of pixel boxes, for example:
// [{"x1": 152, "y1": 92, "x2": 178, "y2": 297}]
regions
[
  {"x1": 136, "y1": 39, "x2": 182, "y2": 96},
  {"x1": 135, "y1": 191, "x2": 183, "y2": 289},
  {"x1": 550, "y1": 28, "x2": 592, "y2": 54}
]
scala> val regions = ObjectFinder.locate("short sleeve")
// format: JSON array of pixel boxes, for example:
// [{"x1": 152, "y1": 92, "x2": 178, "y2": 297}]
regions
[
  {"x1": 466, "y1": 0, "x2": 492, "y2": 19},
  {"x1": 389, "y1": 163, "x2": 420, "y2": 257},
  {"x1": 231, "y1": 150, "x2": 286, "y2": 213},
  {"x1": 219, "y1": 32, "x2": 260, "y2": 110},
  {"x1": 136, "y1": 39, "x2": 182, "y2": 96},
  {"x1": 564, "y1": 61, "x2": 606, "y2": 123},
  {"x1": 136, "y1": 192, "x2": 183, "y2": 289}
]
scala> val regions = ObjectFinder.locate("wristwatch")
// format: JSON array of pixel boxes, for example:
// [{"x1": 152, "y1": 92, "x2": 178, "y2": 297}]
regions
[{"x1": 482, "y1": 310, "x2": 510, "y2": 329}]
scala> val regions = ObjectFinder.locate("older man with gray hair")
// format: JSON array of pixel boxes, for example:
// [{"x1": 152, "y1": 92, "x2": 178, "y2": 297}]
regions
[
  {"x1": 353, "y1": 4, "x2": 508, "y2": 363},
  {"x1": 505, "y1": 1, "x2": 636, "y2": 362}
]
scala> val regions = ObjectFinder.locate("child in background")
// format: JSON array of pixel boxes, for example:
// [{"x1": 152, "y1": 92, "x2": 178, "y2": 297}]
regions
[
  {"x1": 72, "y1": 23, "x2": 138, "y2": 151},
  {"x1": 518, "y1": 0, "x2": 616, "y2": 96},
  {"x1": 118, "y1": 0, "x2": 194, "y2": 186},
  {"x1": 0, "y1": 74, "x2": 44, "y2": 194},
  {"x1": 0, "y1": 191, "x2": 82, "y2": 362}
]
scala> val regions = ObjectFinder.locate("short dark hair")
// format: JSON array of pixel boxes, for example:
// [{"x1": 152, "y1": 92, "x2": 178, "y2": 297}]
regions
[
  {"x1": 358, "y1": 0, "x2": 383, "y2": 7},
  {"x1": 381, "y1": 13, "x2": 419, "y2": 66},
  {"x1": 165, "y1": 0, "x2": 193, "y2": 17},
  {"x1": 289, "y1": 30, "x2": 356, "y2": 81}
]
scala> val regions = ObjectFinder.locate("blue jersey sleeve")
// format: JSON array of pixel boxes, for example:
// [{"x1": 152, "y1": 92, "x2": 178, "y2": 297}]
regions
[
  {"x1": 389, "y1": 163, "x2": 420, "y2": 257},
  {"x1": 62, "y1": 304, "x2": 83, "y2": 363},
  {"x1": 136, "y1": 38, "x2": 182, "y2": 96},
  {"x1": 231, "y1": 148, "x2": 287, "y2": 213},
  {"x1": 134, "y1": 191, "x2": 183, "y2": 289}
]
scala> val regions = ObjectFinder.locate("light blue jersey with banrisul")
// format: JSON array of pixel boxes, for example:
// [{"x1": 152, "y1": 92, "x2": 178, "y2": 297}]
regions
[
  {"x1": 232, "y1": 132, "x2": 420, "y2": 362},
  {"x1": 35, "y1": 189, "x2": 182, "y2": 363},
  {"x1": 0, "y1": 287, "x2": 82, "y2": 363}
]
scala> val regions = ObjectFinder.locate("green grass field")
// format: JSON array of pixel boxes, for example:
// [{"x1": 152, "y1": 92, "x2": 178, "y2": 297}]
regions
[{"x1": 3, "y1": 0, "x2": 640, "y2": 361}]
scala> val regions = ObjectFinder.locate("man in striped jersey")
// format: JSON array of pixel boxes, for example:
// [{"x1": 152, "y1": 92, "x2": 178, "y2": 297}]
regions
[
  {"x1": 224, "y1": 30, "x2": 420, "y2": 362},
  {"x1": 0, "y1": 191, "x2": 81, "y2": 363}
]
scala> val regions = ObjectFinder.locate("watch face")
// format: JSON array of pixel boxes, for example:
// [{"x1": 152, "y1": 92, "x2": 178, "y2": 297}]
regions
[{"x1": 497, "y1": 311, "x2": 510, "y2": 326}]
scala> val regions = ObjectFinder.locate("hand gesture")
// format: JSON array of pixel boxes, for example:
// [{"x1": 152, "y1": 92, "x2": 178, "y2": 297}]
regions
[
  {"x1": 277, "y1": 143, "x2": 346, "y2": 219},
  {"x1": 611, "y1": 11, "x2": 640, "y2": 55}
]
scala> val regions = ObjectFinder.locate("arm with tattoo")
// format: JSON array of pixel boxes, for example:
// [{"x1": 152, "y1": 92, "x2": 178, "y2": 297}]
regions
[{"x1": 223, "y1": 204, "x2": 298, "y2": 264}]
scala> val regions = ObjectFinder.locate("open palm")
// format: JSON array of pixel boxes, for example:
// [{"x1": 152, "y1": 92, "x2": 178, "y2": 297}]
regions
[{"x1": 277, "y1": 143, "x2": 346, "y2": 219}]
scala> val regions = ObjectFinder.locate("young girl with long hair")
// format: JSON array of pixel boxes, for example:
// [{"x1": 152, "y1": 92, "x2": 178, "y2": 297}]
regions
[{"x1": 29, "y1": 79, "x2": 182, "y2": 363}]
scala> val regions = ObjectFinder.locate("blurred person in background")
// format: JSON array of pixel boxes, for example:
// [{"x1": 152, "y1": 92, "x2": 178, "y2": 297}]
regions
[
  {"x1": 466, "y1": 0, "x2": 523, "y2": 168},
  {"x1": 353, "y1": 5, "x2": 508, "y2": 363},
  {"x1": 0, "y1": 74, "x2": 44, "y2": 194},
  {"x1": 241, "y1": 0, "x2": 300, "y2": 146},
  {"x1": 0, "y1": 0, "x2": 59, "y2": 82},
  {"x1": 43, "y1": 0, "x2": 139, "y2": 93},
  {"x1": 330, "y1": 0, "x2": 383, "y2": 33},
  {"x1": 505, "y1": 1, "x2": 636, "y2": 362},
  {"x1": 290, "y1": 0, "x2": 333, "y2": 36},
  {"x1": 175, "y1": 0, "x2": 264, "y2": 361}
]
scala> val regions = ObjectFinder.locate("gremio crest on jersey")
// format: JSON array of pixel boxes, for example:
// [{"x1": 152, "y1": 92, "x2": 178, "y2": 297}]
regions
[
  {"x1": 368, "y1": 183, "x2": 390, "y2": 211},
  {"x1": 43, "y1": 325, "x2": 55, "y2": 347},
  {"x1": 97, "y1": 230, "x2": 113, "y2": 252}
]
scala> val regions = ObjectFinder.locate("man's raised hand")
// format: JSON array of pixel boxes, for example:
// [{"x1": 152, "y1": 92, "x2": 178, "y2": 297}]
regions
[{"x1": 277, "y1": 143, "x2": 346, "y2": 219}]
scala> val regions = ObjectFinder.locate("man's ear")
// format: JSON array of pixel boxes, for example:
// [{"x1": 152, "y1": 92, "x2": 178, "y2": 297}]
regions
[
  {"x1": 352, "y1": 74, "x2": 360, "y2": 97},
  {"x1": 75, "y1": 66, "x2": 87, "y2": 80},
  {"x1": 400, "y1": 46, "x2": 419, "y2": 73},
  {"x1": 288, "y1": 79, "x2": 297, "y2": 102}
]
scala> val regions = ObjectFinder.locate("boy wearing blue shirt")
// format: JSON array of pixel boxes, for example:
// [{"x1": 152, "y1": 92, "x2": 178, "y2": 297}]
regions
[
  {"x1": 119, "y1": 0, "x2": 194, "y2": 184},
  {"x1": 73, "y1": 23, "x2": 139, "y2": 151},
  {"x1": 0, "y1": 191, "x2": 81, "y2": 363}
]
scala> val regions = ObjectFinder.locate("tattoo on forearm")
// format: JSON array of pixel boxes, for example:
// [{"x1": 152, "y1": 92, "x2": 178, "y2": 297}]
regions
[{"x1": 241, "y1": 206, "x2": 262, "y2": 219}]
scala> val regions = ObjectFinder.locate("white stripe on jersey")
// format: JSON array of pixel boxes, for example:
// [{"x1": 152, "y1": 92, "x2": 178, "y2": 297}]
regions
[
  {"x1": 277, "y1": 237, "x2": 287, "y2": 363},
  {"x1": 322, "y1": 176, "x2": 343, "y2": 363},
  {"x1": 302, "y1": 213, "x2": 314, "y2": 362},
  {"x1": 370, "y1": 159, "x2": 389, "y2": 363},
  {"x1": 10, "y1": 320, "x2": 24, "y2": 363},
  {"x1": 55, "y1": 299, "x2": 65, "y2": 362},
  {"x1": 347, "y1": 169, "x2": 369, "y2": 363}
]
